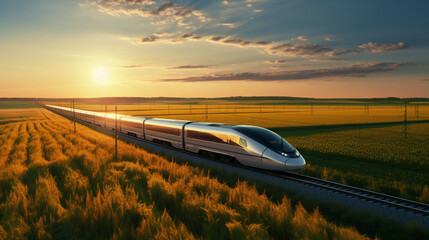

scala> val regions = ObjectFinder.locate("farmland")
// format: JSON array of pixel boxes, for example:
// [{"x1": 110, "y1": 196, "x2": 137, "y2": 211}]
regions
[
  {"x1": 285, "y1": 123, "x2": 429, "y2": 203},
  {"x1": 0, "y1": 103, "x2": 377, "y2": 239},
  {"x1": 47, "y1": 98, "x2": 429, "y2": 128},
  {"x1": 43, "y1": 98, "x2": 429, "y2": 203}
]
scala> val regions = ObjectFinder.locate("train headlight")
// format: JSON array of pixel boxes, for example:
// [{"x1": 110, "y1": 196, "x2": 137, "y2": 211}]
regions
[{"x1": 280, "y1": 150, "x2": 300, "y2": 158}]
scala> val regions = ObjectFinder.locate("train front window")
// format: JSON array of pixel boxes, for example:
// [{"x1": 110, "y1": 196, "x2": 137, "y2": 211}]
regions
[{"x1": 233, "y1": 126, "x2": 295, "y2": 153}]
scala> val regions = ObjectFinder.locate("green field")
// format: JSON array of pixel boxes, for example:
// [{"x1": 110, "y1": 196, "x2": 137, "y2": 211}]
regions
[
  {"x1": 281, "y1": 123, "x2": 429, "y2": 202},
  {"x1": 0, "y1": 101, "x2": 39, "y2": 109}
]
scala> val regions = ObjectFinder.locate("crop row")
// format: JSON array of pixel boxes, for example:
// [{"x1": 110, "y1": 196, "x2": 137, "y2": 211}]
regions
[{"x1": 0, "y1": 109, "x2": 370, "y2": 239}]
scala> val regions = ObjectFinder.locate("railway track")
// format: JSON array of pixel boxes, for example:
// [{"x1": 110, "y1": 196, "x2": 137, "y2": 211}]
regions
[
  {"x1": 47, "y1": 107, "x2": 429, "y2": 218},
  {"x1": 250, "y1": 169, "x2": 429, "y2": 216}
]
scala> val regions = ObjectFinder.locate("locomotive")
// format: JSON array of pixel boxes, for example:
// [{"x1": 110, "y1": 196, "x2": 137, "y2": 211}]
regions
[{"x1": 45, "y1": 105, "x2": 305, "y2": 171}]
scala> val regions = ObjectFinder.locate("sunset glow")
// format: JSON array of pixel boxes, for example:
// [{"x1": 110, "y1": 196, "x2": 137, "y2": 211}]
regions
[{"x1": 0, "y1": 0, "x2": 428, "y2": 98}]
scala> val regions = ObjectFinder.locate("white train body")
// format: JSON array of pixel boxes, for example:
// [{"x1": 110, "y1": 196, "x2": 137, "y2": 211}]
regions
[{"x1": 45, "y1": 105, "x2": 305, "y2": 171}]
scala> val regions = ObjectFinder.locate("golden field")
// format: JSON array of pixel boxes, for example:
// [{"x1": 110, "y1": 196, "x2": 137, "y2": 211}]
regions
[
  {"x1": 0, "y1": 106, "x2": 372, "y2": 239},
  {"x1": 43, "y1": 100, "x2": 429, "y2": 202},
  {"x1": 42, "y1": 100, "x2": 429, "y2": 202},
  {"x1": 49, "y1": 102, "x2": 429, "y2": 128}
]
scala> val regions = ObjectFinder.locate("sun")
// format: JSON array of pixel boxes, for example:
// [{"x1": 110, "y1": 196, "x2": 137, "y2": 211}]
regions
[{"x1": 93, "y1": 67, "x2": 108, "y2": 83}]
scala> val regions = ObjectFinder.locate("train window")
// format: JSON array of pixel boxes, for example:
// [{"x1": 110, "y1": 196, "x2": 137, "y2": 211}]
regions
[
  {"x1": 105, "y1": 118, "x2": 117, "y2": 124},
  {"x1": 187, "y1": 130, "x2": 228, "y2": 144},
  {"x1": 228, "y1": 136, "x2": 240, "y2": 147},
  {"x1": 122, "y1": 121, "x2": 142, "y2": 129},
  {"x1": 146, "y1": 124, "x2": 181, "y2": 136},
  {"x1": 234, "y1": 126, "x2": 295, "y2": 153},
  {"x1": 239, "y1": 138, "x2": 247, "y2": 147}
]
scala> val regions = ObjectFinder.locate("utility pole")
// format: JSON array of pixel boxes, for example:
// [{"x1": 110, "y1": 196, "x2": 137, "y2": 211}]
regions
[
  {"x1": 404, "y1": 103, "x2": 407, "y2": 139},
  {"x1": 115, "y1": 106, "x2": 118, "y2": 160},
  {"x1": 416, "y1": 104, "x2": 419, "y2": 120},
  {"x1": 70, "y1": 100, "x2": 73, "y2": 123},
  {"x1": 73, "y1": 100, "x2": 76, "y2": 133}
]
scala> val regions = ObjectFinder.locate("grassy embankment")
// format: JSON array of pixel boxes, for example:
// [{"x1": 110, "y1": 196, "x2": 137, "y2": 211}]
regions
[{"x1": 0, "y1": 104, "x2": 379, "y2": 239}]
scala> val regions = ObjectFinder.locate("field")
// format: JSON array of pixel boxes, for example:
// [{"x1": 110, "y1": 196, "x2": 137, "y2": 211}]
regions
[
  {"x1": 0, "y1": 103, "x2": 381, "y2": 239},
  {"x1": 44, "y1": 98, "x2": 429, "y2": 203},
  {"x1": 49, "y1": 99, "x2": 429, "y2": 128},
  {"x1": 284, "y1": 123, "x2": 429, "y2": 202}
]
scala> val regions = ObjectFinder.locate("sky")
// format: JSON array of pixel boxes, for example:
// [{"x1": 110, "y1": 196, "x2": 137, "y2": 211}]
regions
[{"x1": 0, "y1": 0, "x2": 428, "y2": 98}]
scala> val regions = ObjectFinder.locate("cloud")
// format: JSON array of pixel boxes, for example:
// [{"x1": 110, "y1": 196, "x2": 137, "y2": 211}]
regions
[
  {"x1": 253, "y1": 9, "x2": 263, "y2": 12},
  {"x1": 265, "y1": 59, "x2": 290, "y2": 64},
  {"x1": 130, "y1": 33, "x2": 407, "y2": 58},
  {"x1": 86, "y1": 0, "x2": 206, "y2": 25},
  {"x1": 218, "y1": 23, "x2": 239, "y2": 28},
  {"x1": 267, "y1": 42, "x2": 332, "y2": 56},
  {"x1": 325, "y1": 48, "x2": 359, "y2": 57},
  {"x1": 358, "y1": 42, "x2": 407, "y2": 53},
  {"x1": 421, "y1": 78, "x2": 429, "y2": 82},
  {"x1": 178, "y1": 33, "x2": 202, "y2": 40},
  {"x1": 310, "y1": 58, "x2": 346, "y2": 62},
  {"x1": 168, "y1": 65, "x2": 210, "y2": 69},
  {"x1": 297, "y1": 36, "x2": 308, "y2": 41},
  {"x1": 325, "y1": 42, "x2": 407, "y2": 56},
  {"x1": 325, "y1": 37, "x2": 332, "y2": 41},
  {"x1": 120, "y1": 65, "x2": 145, "y2": 68},
  {"x1": 139, "y1": 35, "x2": 159, "y2": 42},
  {"x1": 160, "y1": 62, "x2": 411, "y2": 82}
]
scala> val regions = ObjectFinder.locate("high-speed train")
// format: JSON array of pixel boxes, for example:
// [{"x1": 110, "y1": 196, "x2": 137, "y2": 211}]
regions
[{"x1": 45, "y1": 104, "x2": 305, "y2": 171}]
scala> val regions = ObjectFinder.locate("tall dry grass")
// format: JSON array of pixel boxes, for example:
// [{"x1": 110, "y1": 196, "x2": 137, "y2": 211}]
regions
[{"x1": 0, "y1": 108, "x2": 378, "y2": 239}]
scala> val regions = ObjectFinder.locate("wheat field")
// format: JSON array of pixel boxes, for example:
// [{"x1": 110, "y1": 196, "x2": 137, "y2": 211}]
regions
[
  {"x1": 0, "y1": 107, "x2": 372, "y2": 239},
  {"x1": 48, "y1": 101, "x2": 429, "y2": 128},
  {"x1": 42, "y1": 100, "x2": 429, "y2": 203}
]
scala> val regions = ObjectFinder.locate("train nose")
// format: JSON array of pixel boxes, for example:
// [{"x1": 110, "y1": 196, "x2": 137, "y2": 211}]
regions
[{"x1": 285, "y1": 156, "x2": 306, "y2": 171}]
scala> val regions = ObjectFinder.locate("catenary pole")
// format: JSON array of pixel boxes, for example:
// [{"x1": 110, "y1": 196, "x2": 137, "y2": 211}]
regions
[
  {"x1": 115, "y1": 105, "x2": 118, "y2": 160},
  {"x1": 73, "y1": 100, "x2": 76, "y2": 133}
]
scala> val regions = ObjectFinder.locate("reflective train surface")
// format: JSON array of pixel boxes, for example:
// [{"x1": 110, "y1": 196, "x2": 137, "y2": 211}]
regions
[{"x1": 45, "y1": 105, "x2": 305, "y2": 171}]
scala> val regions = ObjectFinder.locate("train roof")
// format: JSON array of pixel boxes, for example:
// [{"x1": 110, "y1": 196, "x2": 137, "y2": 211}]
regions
[
  {"x1": 188, "y1": 122, "x2": 236, "y2": 129},
  {"x1": 146, "y1": 118, "x2": 190, "y2": 124},
  {"x1": 121, "y1": 116, "x2": 148, "y2": 121}
]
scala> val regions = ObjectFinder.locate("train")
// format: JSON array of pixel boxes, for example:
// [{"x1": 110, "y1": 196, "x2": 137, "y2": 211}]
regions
[{"x1": 45, "y1": 104, "x2": 306, "y2": 171}]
